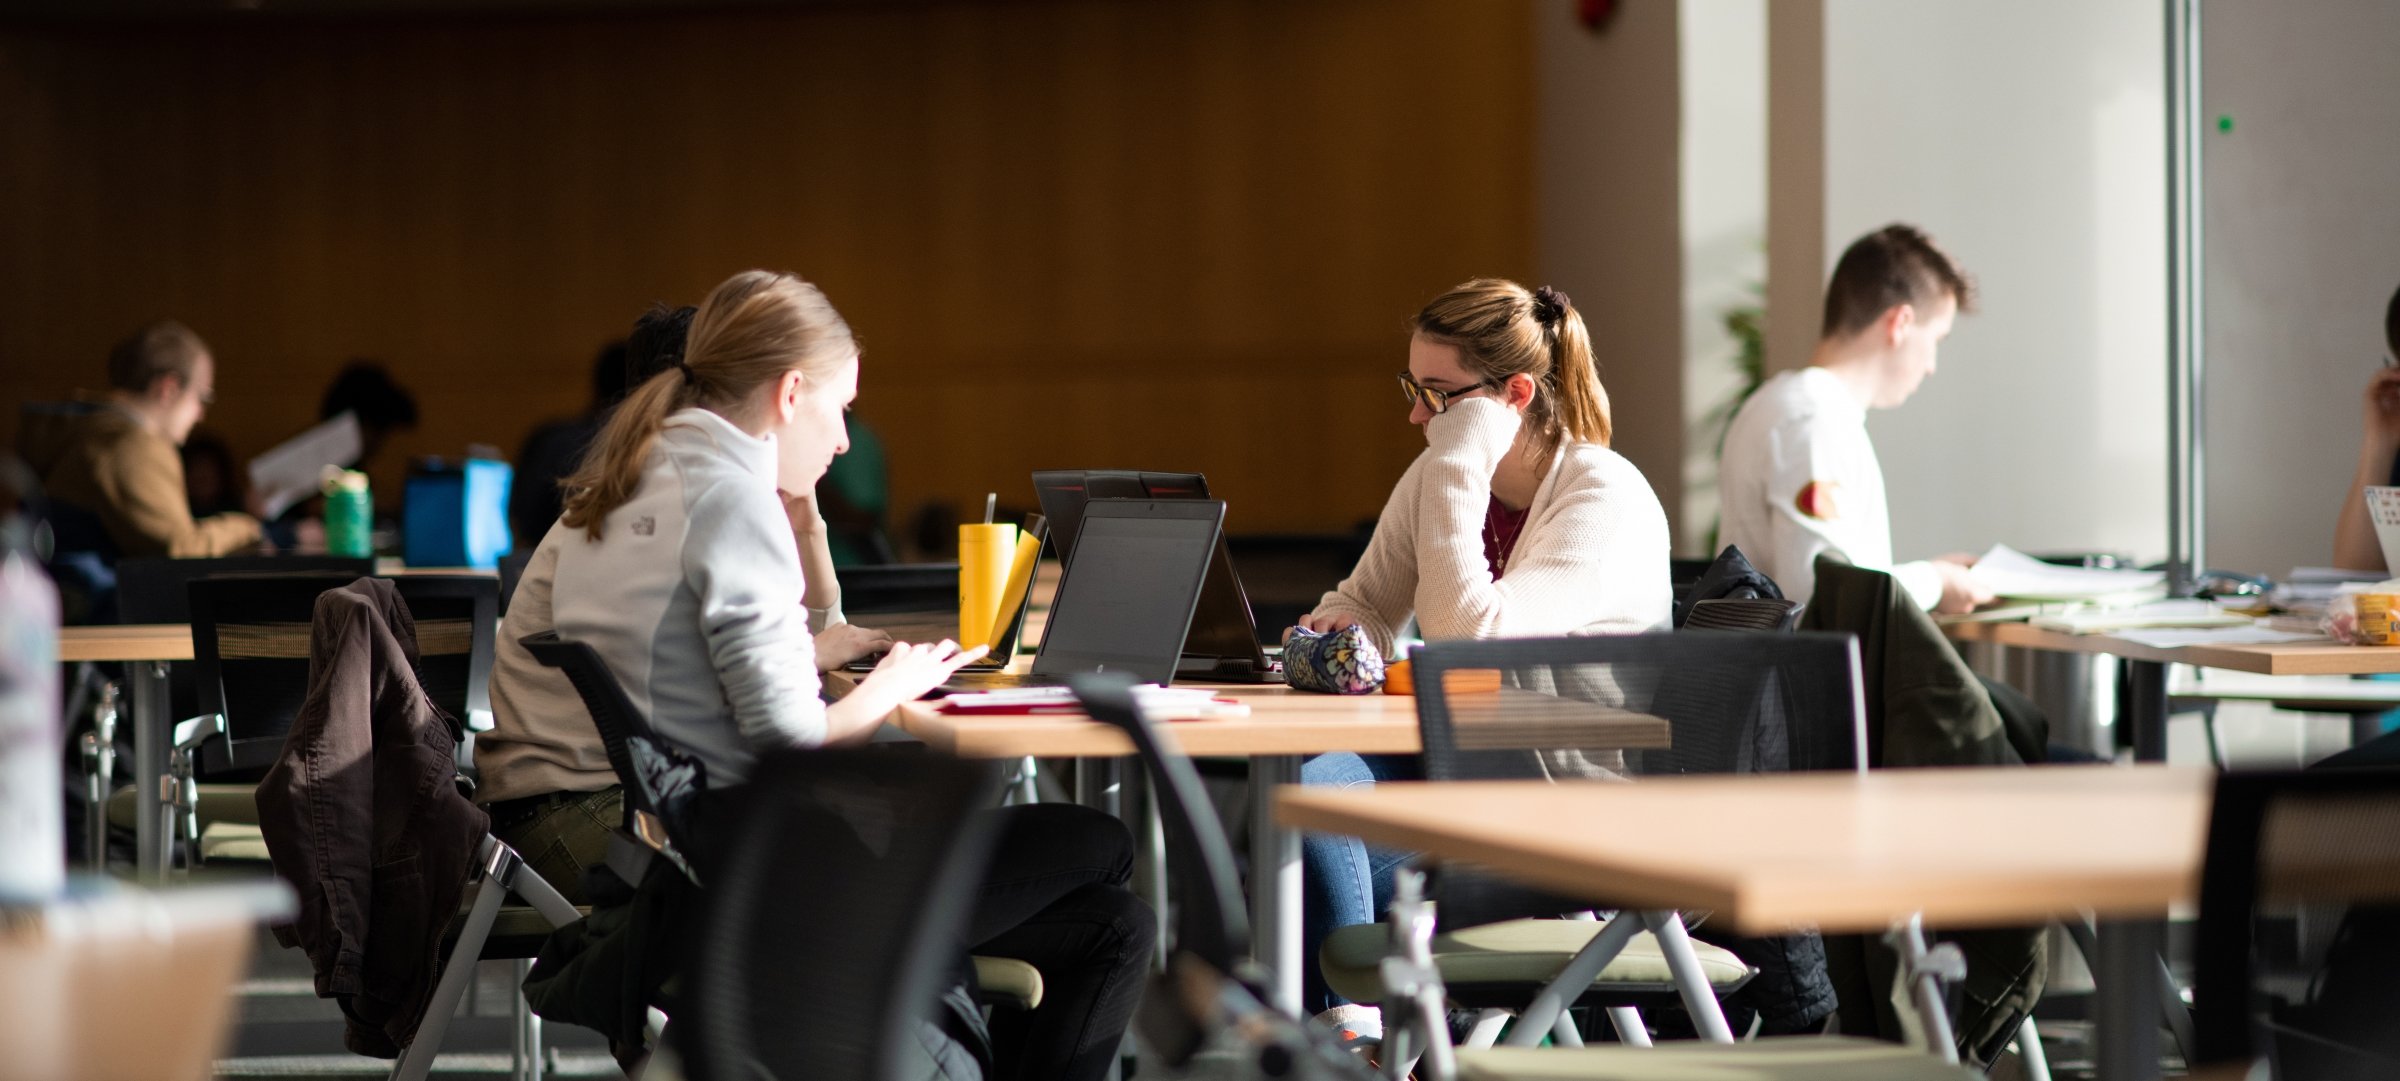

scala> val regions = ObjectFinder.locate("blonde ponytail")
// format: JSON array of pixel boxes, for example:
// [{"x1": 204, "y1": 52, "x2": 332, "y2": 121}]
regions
[
  {"x1": 559, "y1": 270, "x2": 857, "y2": 540},
  {"x1": 1539, "y1": 289, "x2": 1611, "y2": 447},
  {"x1": 1413, "y1": 278, "x2": 1612, "y2": 452},
  {"x1": 558, "y1": 370, "x2": 689, "y2": 540}
]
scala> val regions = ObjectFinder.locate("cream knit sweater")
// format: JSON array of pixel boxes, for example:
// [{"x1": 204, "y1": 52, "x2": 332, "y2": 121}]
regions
[{"x1": 1310, "y1": 397, "x2": 1674, "y2": 656}]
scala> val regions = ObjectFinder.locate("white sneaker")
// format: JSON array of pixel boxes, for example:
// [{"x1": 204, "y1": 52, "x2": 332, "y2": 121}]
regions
[{"x1": 1312, "y1": 1002, "x2": 1384, "y2": 1050}]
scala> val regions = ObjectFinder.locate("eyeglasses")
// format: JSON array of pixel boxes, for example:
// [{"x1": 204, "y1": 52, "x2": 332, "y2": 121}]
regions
[{"x1": 1396, "y1": 372, "x2": 1503, "y2": 415}]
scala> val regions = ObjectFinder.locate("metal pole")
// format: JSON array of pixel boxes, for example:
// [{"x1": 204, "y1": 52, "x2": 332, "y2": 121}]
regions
[{"x1": 2165, "y1": 0, "x2": 2205, "y2": 596}]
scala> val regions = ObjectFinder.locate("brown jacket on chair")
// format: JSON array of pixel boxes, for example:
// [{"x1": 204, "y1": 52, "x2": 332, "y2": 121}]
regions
[{"x1": 256, "y1": 577, "x2": 489, "y2": 1058}]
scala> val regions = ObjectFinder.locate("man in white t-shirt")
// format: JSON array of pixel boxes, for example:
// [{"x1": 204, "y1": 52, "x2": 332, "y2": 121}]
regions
[{"x1": 1719, "y1": 223, "x2": 1993, "y2": 613}]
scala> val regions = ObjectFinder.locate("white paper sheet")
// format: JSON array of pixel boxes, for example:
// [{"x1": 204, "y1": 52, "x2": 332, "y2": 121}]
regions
[
  {"x1": 2112, "y1": 626, "x2": 2331, "y2": 649},
  {"x1": 246, "y1": 411, "x2": 362, "y2": 519},
  {"x1": 1969, "y1": 544, "x2": 2165, "y2": 601}
]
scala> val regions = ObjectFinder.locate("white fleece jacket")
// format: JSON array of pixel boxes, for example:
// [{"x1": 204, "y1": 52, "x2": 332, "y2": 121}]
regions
[
  {"x1": 494, "y1": 408, "x2": 830, "y2": 789},
  {"x1": 1310, "y1": 397, "x2": 1674, "y2": 656}
]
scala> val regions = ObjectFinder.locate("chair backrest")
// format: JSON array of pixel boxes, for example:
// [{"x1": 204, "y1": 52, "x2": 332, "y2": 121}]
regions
[
  {"x1": 1069, "y1": 673, "x2": 1251, "y2": 973},
  {"x1": 1683, "y1": 597, "x2": 1804, "y2": 632},
  {"x1": 185, "y1": 572, "x2": 487, "y2": 775},
  {"x1": 1407, "y1": 632, "x2": 1861, "y2": 928},
  {"x1": 1410, "y1": 631, "x2": 1865, "y2": 785},
  {"x1": 835, "y1": 562, "x2": 961, "y2": 615},
  {"x1": 676, "y1": 747, "x2": 1000, "y2": 1081},
  {"x1": 2192, "y1": 768, "x2": 2400, "y2": 1077},
  {"x1": 117, "y1": 555, "x2": 376, "y2": 624},
  {"x1": 186, "y1": 573, "x2": 357, "y2": 775},
  {"x1": 388, "y1": 575, "x2": 498, "y2": 731},
  {"x1": 496, "y1": 550, "x2": 533, "y2": 617},
  {"x1": 518, "y1": 630, "x2": 697, "y2": 848}
]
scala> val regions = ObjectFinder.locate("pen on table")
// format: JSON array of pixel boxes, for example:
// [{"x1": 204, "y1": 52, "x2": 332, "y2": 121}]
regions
[{"x1": 983, "y1": 492, "x2": 996, "y2": 525}]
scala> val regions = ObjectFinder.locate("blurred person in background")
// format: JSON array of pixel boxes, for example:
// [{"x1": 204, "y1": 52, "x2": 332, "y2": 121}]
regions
[
  {"x1": 21, "y1": 320, "x2": 261, "y2": 560},
  {"x1": 512, "y1": 330, "x2": 660, "y2": 544}
]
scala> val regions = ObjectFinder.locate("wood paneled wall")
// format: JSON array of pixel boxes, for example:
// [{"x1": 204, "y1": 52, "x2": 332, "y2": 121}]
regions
[{"x1": 0, "y1": 1, "x2": 1535, "y2": 540}]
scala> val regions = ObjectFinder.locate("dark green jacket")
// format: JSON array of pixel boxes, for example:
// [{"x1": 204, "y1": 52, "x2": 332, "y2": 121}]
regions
[{"x1": 1800, "y1": 554, "x2": 2047, "y2": 1066}]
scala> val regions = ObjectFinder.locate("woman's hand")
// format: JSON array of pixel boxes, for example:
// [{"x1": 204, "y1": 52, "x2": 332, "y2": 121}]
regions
[
  {"x1": 1286, "y1": 613, "x2": 1362, "y2": 642},
  {"x1": 783, "y1": 489, "x2": 827, "y2": 537},
  {"x1": 823, "y1": 639, "x2": 989, "y2": 744},
  {"x1": 1423, "y1": 395, "x2": 1522, "y2": 470},
  {"x1": 857, "y1": 639, "x2": 989, "y2": 702},
  {"x1": 813, "y1": 622, "x2": 892, "y2": 672}
]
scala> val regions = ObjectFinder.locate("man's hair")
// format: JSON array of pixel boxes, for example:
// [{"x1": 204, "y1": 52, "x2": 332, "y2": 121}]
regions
[
  {"x1": 106, "y1": 320, "x2": 210, "y2": 393},
  {"x1": 1821, "y1": 224, "x2": 1978, "y2": 340}
]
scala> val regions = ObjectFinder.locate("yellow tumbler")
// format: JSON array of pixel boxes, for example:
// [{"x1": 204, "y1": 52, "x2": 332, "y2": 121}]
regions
[{"x1": 957, "y1": 523, "x2": 1017, "y2": 650}]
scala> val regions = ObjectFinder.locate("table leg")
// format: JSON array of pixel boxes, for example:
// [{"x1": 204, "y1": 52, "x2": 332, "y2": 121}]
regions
[
  {"x1": 1075, "y1": 757, "x2": 1123, "y2": 817},
  {"x1": 1249, "y1": 754, "x2": 1303, "y2": 1015},
  {"x1": 2125, "y1": 659, "x2": 2169, "y2": 763},
  {"x1": 2094, "y1": 916, "x2": 2166, "y2": 1081},
  {"x1": 128, "y1": 661, "x2": 168, "y2": 881}
]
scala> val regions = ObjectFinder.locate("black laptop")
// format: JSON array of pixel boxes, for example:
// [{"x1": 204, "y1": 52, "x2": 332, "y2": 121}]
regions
[
  {"x1": 1031, "y1": 469, "x2": 1283, "y2": 683},
  {"x1": 941, "y1": 497, "x2": 1224, "y2": 692}
]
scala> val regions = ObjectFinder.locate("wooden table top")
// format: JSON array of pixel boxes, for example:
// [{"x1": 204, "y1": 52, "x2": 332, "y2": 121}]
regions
[
  {"x1": 893, "y1": 684, "x2": 1673, "y2": 760},
  {"x1": 58, "y1": 624, "x2": 196, "y2": 663},
  {"x1": 1944, "y1": 619, "x2": 2400, "y2": 676},
  {"x1": 1276, "y1": 765, "x2": 2215, "y2": 934}
]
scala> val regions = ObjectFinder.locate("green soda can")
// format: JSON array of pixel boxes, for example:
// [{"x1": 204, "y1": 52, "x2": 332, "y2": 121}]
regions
[{"x1": 323, "y1": 469, "x2": 373, "y2": 558}]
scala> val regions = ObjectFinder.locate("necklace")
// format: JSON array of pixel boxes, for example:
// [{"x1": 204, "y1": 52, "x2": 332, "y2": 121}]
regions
[{"x1": 1483, "y1": 496, "x2": 1530, "y2": 576}]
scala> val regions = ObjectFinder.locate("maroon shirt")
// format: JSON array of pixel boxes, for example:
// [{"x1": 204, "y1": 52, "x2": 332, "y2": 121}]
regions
[{"x1": 1483, "y1": 495, "x2": 1531, "y2": 579}]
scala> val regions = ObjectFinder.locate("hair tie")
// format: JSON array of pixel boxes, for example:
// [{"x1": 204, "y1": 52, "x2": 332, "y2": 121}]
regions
[
  {"x1": 1531, "y1": 285, "x2": 1571, "y2": 327},
  {"x1": 671, "y1": 358, "x2": 695, "y2": 380}
]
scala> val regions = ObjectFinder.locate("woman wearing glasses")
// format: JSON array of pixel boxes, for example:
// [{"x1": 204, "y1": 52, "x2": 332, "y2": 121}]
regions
[{"x1": 1295, "y1": 278, "x2": 1673, "y2": 1031}]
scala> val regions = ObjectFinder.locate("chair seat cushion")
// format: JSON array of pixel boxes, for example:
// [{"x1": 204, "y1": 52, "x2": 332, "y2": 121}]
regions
[
  {"x1": 1456, "y1": 1037, "x2": 1982, "y2": 1080},
  {"x1": 105, "y1": 783, "x2": 259, "y2": 831},
  {"x1": 971, "y1": 955, "x2": 1044, "y2": 1011},
  {"x1": 197, "y1": 822, "x2": 270, "y2": 863},
  {"x1": 1322, "y1": 918, "x2": 1751, "y2": 1005}
]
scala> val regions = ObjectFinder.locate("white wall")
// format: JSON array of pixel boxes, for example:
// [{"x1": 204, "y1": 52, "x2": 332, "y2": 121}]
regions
[
  {"x1": 1819, "y1": 0, "x2": 2168, "y2": 562},
  {"x1": 2201, "y1": 0, "x2": 2400, "y2": 575},
  {"x1": 1678, "y1": 0, "x2": 1767, "y2": 554}
]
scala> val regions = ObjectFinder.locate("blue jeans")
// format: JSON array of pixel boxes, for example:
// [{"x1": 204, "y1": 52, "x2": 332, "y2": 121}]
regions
[{"x1": 1300, "y1": 751, "x2": 1422, "y2": 1013}]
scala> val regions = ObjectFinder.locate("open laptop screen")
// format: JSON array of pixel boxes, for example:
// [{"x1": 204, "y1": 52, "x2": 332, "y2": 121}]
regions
[{"x1": 1032, "y1": 499, "x2": 1223, "y2": 685}]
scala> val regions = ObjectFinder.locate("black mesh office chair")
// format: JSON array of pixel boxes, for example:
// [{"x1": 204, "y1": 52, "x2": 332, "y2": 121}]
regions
[
  {"x1": 1072, "y1": 673, "x2": 1970, "y2": 1081},
  {"x1": 1681, "y1": 597, "x2": 1804, "y2": 633},
  {"x1": 675, "y1": 747, "x2": 1003, "y2": 1081},
  {"x1": 151, "y1": 573, "x2": 495, "y2": 869},
  {"x1": 2192, "y1": 768, "x2": 2400, "y2": 1081},
  {"x1": 1347, "y1": 632, "x2": 1861, "y2": 1052},
  {"x1": 115, "y1": 556, "x2": 379, "y2": 624},
  {"x1": 83, "y1": 555, "x2": 377, "y2": 856},
  {"x1": 520, "y1": 630, "x2": 1047, "y2": 1021},
  {"x1": 1069, "y1": 674, "x2": 1377, "y2": 1080},
  {"x1": 520, "y1": 630, "x2": 706, "y2": 882}
]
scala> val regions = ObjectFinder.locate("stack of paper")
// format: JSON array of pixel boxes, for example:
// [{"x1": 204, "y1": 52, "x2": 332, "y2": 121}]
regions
[
  {"x1": 247, "y1": 412, "x2": 364, "y2": 519},
  {"x1": 2029, "y1": 599, "x2": 2253, "y2": 635},
  {"x1": 2270, "y1": 567, "x2": 2387, "y2": 619},
  {"x1": 1969, "y1": 545, "x2": 2165, "y2": 604}
]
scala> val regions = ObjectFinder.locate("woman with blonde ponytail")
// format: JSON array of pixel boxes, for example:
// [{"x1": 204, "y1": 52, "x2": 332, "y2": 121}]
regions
[
  {"x1": 486, "y1": 271, "x2": 1153, "y2": 1079},
  {"x1": 1293, "y1": 278, "x2": 1673, "y2": 1028}
]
